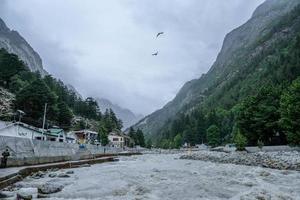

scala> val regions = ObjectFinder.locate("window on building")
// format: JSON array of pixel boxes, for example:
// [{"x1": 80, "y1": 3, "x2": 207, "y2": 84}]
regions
[{"x1": 113, "y1": 138, "x2": 119, "y2": 141}]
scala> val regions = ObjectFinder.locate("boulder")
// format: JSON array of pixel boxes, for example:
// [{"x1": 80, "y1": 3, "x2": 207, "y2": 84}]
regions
[
  {"x1": 57, "y1": 173, "x2": 70, "y2": 178},
  {"x1": 37, "y1": 183, "x2": 64, "y2": 194},
  {"x1": 0, "y1": 191, "x2": 14, "y2": 198},
  {"x1": 48, "y1": 173, "x2": 57, "y2": 178},
  {"x1": 16, "y1": 192, "x2": 33, "y2": 200},
  {"x1": 66, "y1": 170, "x2": 74, "y2": 174}
]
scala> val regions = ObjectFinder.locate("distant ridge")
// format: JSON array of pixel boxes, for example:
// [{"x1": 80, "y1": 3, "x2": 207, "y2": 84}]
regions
[{"x1": 97, "y1": 98, "x2": 143, "y2": 129}]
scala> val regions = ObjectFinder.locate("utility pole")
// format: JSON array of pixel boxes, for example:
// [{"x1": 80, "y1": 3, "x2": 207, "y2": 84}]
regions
[{"x1": 42, "y1": 103, "x2": 47, "y2": 141}]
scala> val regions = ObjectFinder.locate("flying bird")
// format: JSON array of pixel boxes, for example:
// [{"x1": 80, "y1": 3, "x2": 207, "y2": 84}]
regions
[
  {"x1": 156, "y1": 32, "x2": 164, "y2": 38},
  {"x1": 152, "y1": 51, "x2": 158, "y2": 56}
]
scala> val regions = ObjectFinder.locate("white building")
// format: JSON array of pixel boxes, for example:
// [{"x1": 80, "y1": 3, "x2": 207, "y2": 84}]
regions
[
  {"x1": 70, "y1": 130, "x2": 98, "y2": 144},
  {"x1": 0, "y1": 122, "x2": 45, "y2": 140},
  {"x1": 65, "y1": 132, "x2": 77, "y2": 144}
]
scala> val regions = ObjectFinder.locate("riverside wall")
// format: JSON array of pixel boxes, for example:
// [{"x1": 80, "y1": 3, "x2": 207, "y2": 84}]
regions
[{"x1": 0, "y1": 135, "x2": 125, "y2": 167}]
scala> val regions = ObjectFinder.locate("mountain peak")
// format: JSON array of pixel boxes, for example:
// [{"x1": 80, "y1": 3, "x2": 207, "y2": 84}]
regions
[
  {"x1": 97, "y1": 98, "x2": 143, "y2": 129},
  {"x1": 0, "y1": 17, "x2": 47, "y2": 76},
  {"x1": 0, "y1": 18, "x2": 9, "y2": 32}
]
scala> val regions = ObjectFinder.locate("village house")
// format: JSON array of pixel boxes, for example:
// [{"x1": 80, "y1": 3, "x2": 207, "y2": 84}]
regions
[
  {"x1": 65, "y1": 132, "x2": 77, "y2": 144},
  {"x1": 108, "y1": 131, "x2": 133, "y2": 148},
  {"x1": 45, "y1": 127, "x2": 65, "y2": 142},
  {"x1": 70, "y1": 130, "x2": 98, "y2": 145}
]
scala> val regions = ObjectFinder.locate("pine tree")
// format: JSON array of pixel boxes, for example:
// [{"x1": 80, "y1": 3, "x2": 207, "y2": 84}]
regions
[
  {"x1": 280, "y1": 78, "x2": 300, "y2": 146},
  {"x1": 98, "y1": 122, "x2": 109, "y2": 146},
  {"x1": 206, "y1": 125, "x2": 221, "y2": 147},
  {"x1": 16, "y1": 78, "x2": 58, "y2": 126},
  {"x1": 57, "y1": 102, "x2": 73, "y2": 129},
  {"x1": 136, "y1": 129, "x2": 145, "y2": 147}
]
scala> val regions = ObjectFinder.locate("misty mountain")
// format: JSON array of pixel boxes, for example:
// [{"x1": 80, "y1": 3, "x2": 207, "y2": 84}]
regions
[
  {"x1": 133, "y1": 0, "x2": 300, "y2": 138},
  {"x1": 0, "y1": 18, "x2": 47, "y2": 76},
  {"x1": 97, "y1": 98, "x2": 143, "y2": 129}
]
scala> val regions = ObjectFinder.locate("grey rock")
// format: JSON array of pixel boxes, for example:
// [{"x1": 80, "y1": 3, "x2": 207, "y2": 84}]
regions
[
  {"x1": 16, "y1": 192, "x2": 32, "y2": 200},
  {"x1": 0, "y1": 191, "x2": 14, "y2": 198},
  {"x1": 37, "y1": 183, "x2": 63, "y2": 194},
  {"x1": 57, "y1": 173, "x2": 70, "y2": 178},
  {"x1": 48, "y1": 173, "x2": 57, "y2": 178}
]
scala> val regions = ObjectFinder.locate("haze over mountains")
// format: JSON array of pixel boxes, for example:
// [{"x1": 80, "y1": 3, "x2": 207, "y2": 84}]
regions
[
  {"x1": 132, "y1": 0, "x2": 300, "y2": 138},
  {"x1": 97, "y1": 98, "x2": 143, "y2": 129},
  {"x1": 0, "y1": 17, "x2": 139, "y2": 127}
]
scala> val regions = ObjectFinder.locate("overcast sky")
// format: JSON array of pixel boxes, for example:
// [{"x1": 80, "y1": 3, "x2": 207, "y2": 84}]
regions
[{"x1": 0, "y1": 0, "x2": 264, "y2": 115}]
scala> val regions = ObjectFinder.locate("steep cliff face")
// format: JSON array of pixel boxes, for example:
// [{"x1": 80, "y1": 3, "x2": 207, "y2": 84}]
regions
[
  {"x1": 97, "y1": 98, "x2": 143, "y2": 129},
  {"x1": 0, "y1": 87, "x2": 15, "y2": 120},
  {"x1": 133, "y1": 0, "x2": 300, "y2": 137},
  {"x1": 0, "y1": 18, "x2": 47, "y2": 76}
]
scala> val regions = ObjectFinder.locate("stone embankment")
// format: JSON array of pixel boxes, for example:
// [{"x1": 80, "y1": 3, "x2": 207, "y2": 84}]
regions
[{"x1": 180, "y1": 150, "x2": 300, "y2": 171}]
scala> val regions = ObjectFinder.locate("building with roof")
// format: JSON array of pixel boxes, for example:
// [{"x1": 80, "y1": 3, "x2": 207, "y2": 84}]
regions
[
  {"x1": 108, "y1": 131, "x2": 133, "y2": 148},
  {"x1": 0, "y1": 122, "x2": 45, "y2": 140},
  {"x1": 45, "y1": 127, "x2": 65, "y2": 142},
  {"x1": 70, "y1": 130, "x2": 98, "y2": 145},
  {"x1": 65, "y1": 132, "x2": 77, "y2": 144}
]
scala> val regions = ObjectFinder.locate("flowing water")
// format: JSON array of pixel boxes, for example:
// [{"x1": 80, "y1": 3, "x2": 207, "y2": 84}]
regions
[{"x1": 7, "y1": 154, "x2": 300, "y2": 199}]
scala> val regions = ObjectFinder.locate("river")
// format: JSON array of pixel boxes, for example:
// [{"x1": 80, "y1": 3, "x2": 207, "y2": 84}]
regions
[{"x1": 7, "y1": 154, "x2": 300, "y2": 199}]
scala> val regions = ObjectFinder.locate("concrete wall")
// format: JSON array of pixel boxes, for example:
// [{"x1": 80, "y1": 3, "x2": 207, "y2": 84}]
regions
[{"x1": 0, "y1": 135, "x2": 124, "y2": 166}]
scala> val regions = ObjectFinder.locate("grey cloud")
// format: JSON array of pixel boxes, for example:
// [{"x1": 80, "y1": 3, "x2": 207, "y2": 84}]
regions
[{"x1": 0, "y1": 0, "x2": 264, "y2": 115}]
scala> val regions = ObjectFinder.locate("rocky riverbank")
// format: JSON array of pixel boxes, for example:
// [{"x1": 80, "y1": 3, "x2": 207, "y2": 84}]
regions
[{"x1": 180, "y1": 150, "x2": 300, "y2": 171}]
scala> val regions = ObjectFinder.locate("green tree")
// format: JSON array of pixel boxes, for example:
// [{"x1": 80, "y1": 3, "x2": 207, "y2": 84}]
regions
[
  {"x1": 236, "y1": 85, "x2": 282, "y2": 145},
  {"x1": 0, "y1": 49, "x2": 28, "y2": 88},
  {"x1": 15, "y1": 78, "x2": 58, "y2": 126},
  {"x1": 8, "y1": 75, "x2": 29, "y2": 93},
  {"x1": 173, "y1": 134, "x2": 183, "y2": 149},
  {"x1": 128, "y1": 127, "x2": 137, "y2": 145},
  {"x1": 206, "y1": 125, "x2": 221, "y2": 147},
  {"x1": 234, "y1": 130, "x2": 247, "y2": 151},
  {"x1": 280, "y1": 78, "x2": 300, "y2": 146},
  {"x1": 136, "y1": 129, "x2": 145, "y2": 147},
  {"x1": 146, "y1": 139, "x2": 152, "y2": 149},
  {"x1": 57, "y1": 102, "x2": 73, "y2": 129},
  {"x1": 98, "y1": 122, "x2": 109, "y2": 146}
]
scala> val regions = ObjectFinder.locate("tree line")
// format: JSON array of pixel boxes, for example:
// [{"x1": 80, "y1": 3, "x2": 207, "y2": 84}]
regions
[{"x1": 0, "y1": 48, "x2": 123, "y2": 142}]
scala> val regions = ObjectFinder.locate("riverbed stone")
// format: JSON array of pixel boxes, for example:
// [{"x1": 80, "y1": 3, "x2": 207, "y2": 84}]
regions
[
  {"x1": 180, "y1": 150, "x2": 300, "y2": 171},
  {"x1": 16, "y1": 192, "x2": 33, "y2": 200},
  {"x1": 48, "y1": 173, "x2": 57, "y2": 178},
  {"x1": 0, "y1": 191, "x2": 14, "y2": 198},
  {"x1": 57, "y1": 173, "x2": 70, "y2": 178},
  {"x1": 37, "y1": 183, "x2": 64, "y2": 194}
]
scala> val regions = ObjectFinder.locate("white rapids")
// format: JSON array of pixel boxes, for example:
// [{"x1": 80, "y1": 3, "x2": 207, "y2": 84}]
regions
[{"x1": 5, "y1": 154, "x2": 300, "y2": 200}]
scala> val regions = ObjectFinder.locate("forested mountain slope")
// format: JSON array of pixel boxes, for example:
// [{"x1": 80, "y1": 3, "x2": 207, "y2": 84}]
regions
[{"x1": 133, "y1": 0, "x2": 300, "y2": 146}]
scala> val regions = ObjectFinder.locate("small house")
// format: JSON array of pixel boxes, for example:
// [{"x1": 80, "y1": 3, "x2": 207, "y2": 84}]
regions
[
  {"x1": 45, "y1": 127, "x2": 65, "y2": 142},
  {"x1": 108, "y1": 131, "x2": 133, "y2": 148},
  {"x1": 71, "y1": 130, "x2": 98, "y2": 144}
]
